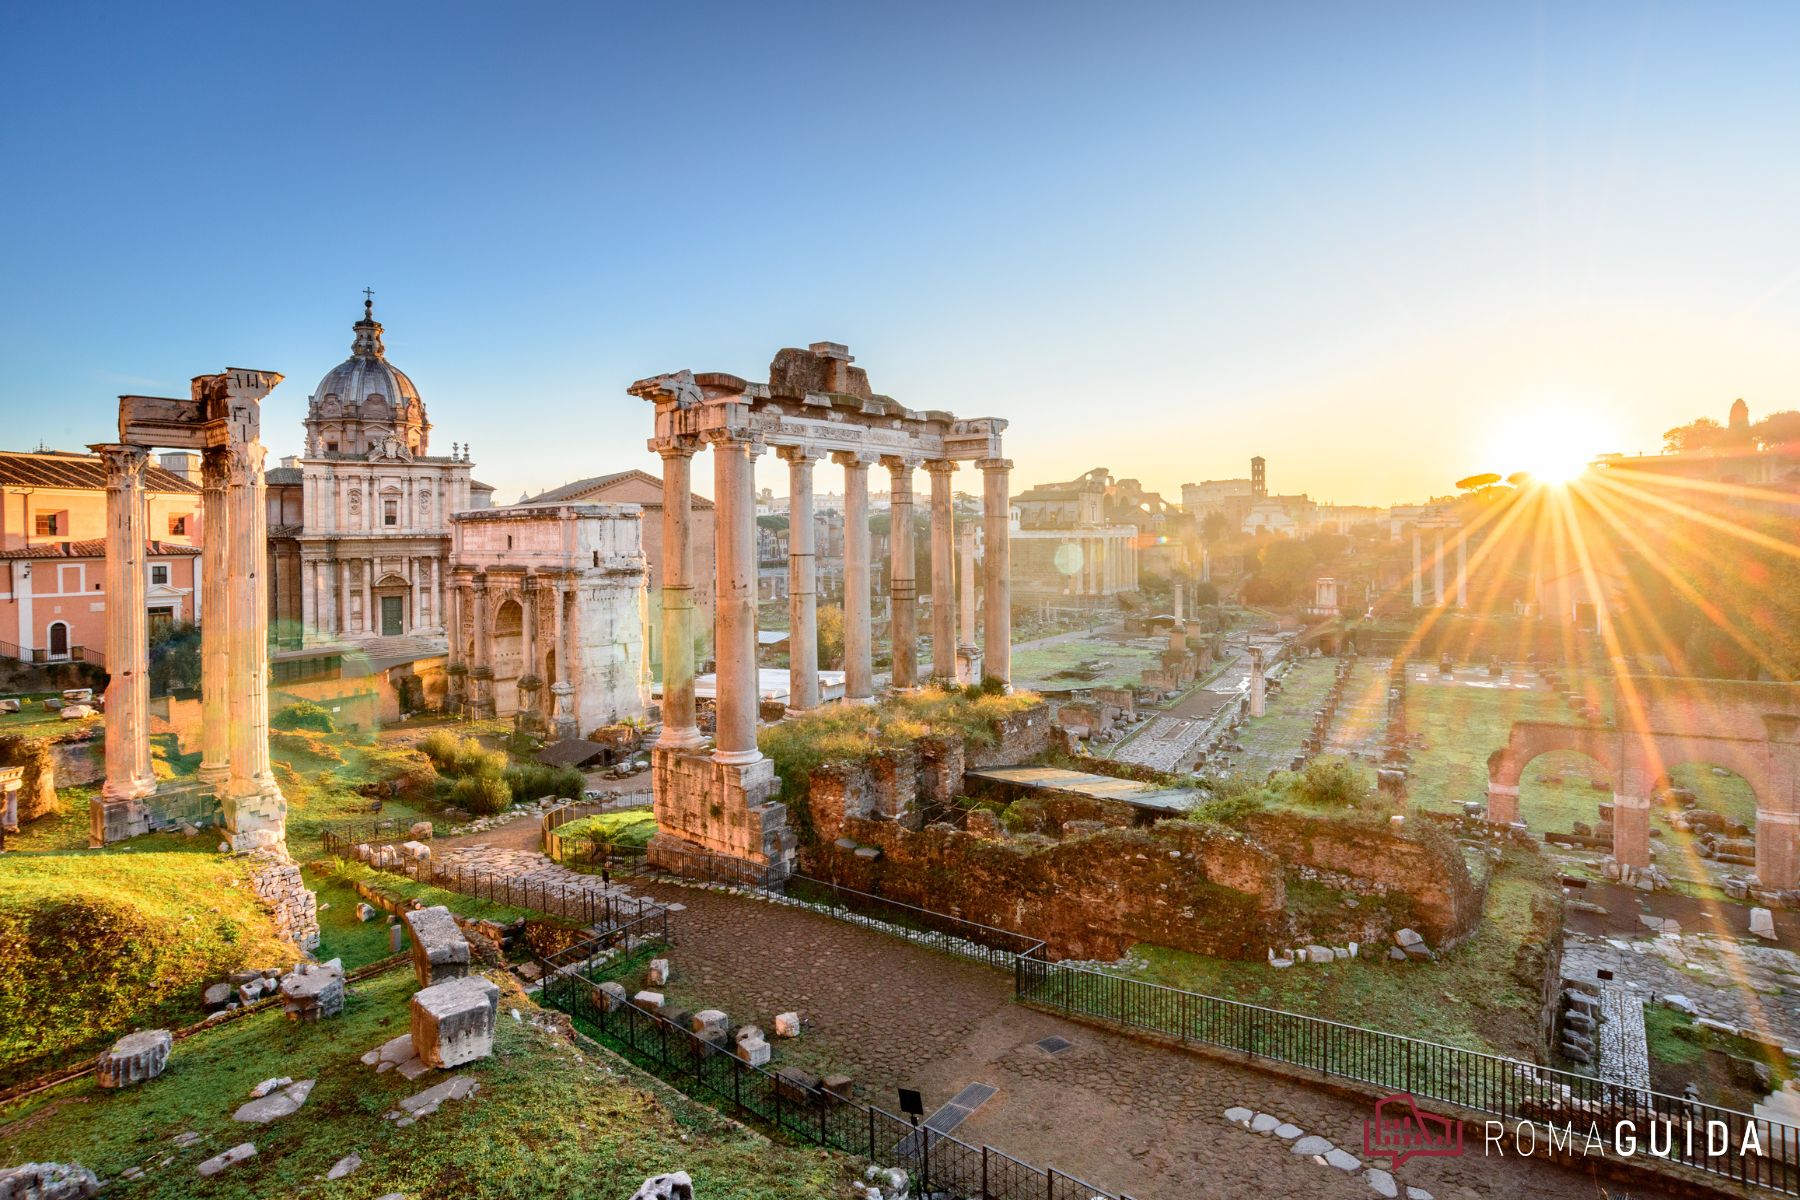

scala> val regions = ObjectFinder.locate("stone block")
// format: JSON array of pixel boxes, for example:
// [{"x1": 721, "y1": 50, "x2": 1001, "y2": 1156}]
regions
[
  {"x1": 233, "y1": 1079, "x2": 314, "y2": 1124},
  {"x1": 0, "y1": 1162, "x2": 100, "y2": 1200},
  {"x1": 401, "y1": 840, "x2": 431, "y2": 861},
  {"x1": 404, "y1": 905, "x2": 471, "y2": 988},
  {"x1": 327, "y1": 1153, "x2": 363, "y2": 1181},
  {"x1": 95, "y1": 1029, "x2": 171, "y2": 1088},
  {"x1": 278, "y1": 960, "x2": 345, "y2": 1021},
  {"x1": 410, "y1": 821, "x2": 434, "y2": 840},
  {"x1": 689, "y1": 1009, "x2": 728, "y2": 1042},
  {"x1": 822, "y1": 1073, "x2": 853, "y2": 1101},
  {"x1": 633, "y1": 990, "x2": 665, "y2": 1012},
  {"x1": 774, "y1": 1011, "x2": 801, "y2": 1037},
  {"x1": 1751, "y1": 907, "x2": 1778, "y2": 941},
  {"x1": 357, "y1": 902, "x2": 377, "y2": 922},
  {"x1": 646, "y1": 957, "x2": 671, "y2": 986},
  {"x1": 196, "y1": 1144, "x2": 257, "y2": 1178},
  {"x1": 629, "y1": 1173, "x2": 695, "y2": 1200},
  {"x1": 736, "y1": 1037, "x2": 771, "y2": 1066},
  {"x1": 410, "y1": 975, "x2": 501, "y2": 1068},
  {"x1": 598, "y1": 981, "x2": 628, "y2": 1012},
  {"x1": 735, "y1": 1023, "x2": 764, "y2": 1044},
  {"x1": 203, "y1": 982, "x2": 233, "y2": 1009}
]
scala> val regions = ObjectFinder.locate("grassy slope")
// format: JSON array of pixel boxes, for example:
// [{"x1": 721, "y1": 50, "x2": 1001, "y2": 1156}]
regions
[
  {"x1": 0, "y1": 842, "x2": 295, "y2": 1077},
  {"x1": 1121, "y1": 849, "x2": 1557, "y2": 1059},
  {"x1": 0, "y1": 969, "x2": 854, "y2": 1200},
  {"x1": 555, "y1": 811, "x2": 657, "y2": 847}
]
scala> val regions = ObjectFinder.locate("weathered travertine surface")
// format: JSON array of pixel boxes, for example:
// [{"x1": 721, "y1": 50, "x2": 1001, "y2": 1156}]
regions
[
  {"x1": 94, "y1": 1029, "x2": 171, "y2": 1089},
  {"x1": 404, "y1": 905, "x2": 470, "y2": 988},
  {"x1": 0, "y1": 1162, "x2": 100, "y2": 1200},
  {"x1": 410, "y1": 975, "x2": 500, "y2": 1068},
  {"x1": 278, "y1": 959, "x2": 344, "y2": 1021}
]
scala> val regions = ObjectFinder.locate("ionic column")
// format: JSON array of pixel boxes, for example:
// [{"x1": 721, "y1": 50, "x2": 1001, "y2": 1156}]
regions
[
  {"x1": 1433, "y1": 530, "x2": 1445, "y2": 607},
  {"x1": 1411, "y1": 532, "x2": 1423, "y2": 606},
  {"x1": 834, "y1": 451, "x2": 876, "y2": 703},
  {"x1": 709, "y1": 432, "x2": 763, "y2": 762},
  {"x1": 1456, "y1": 534, "x2": 1468, "y2": 609},
  {"x1": 780, "y1": 447, "x2": 822, "y2": 714},
  {"x1": 882, "y1": 456, "x2": 919, "y2": 689},
  {"x1": 655, "y1": 439, "x2": 703, "y2": 748},
  {"x1": 95, "y1": 444, "x2": 155, "y2": 804},
  {"x1": 198, "y1": 446, "x2": 231, "y2": 787},
  {"x1": 298, "y1": 557, "x2": 317, "y2": 644},
  {"x1": 1249, "y1": 645, "x2": 1266, "y2": 716},
  {"x1": 979, "y1": 458, "x2": 1012, "y2": 687},
  {"x1": 926, "y1": 460, "x2": 957, "y2": 682}
]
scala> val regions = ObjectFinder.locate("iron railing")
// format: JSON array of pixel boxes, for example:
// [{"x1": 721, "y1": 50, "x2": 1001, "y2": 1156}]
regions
[
  {"x1": 320, "y1": 817, "x2": 434, "y2": 857},
  {"x1": 538, "y1": 967, "x2": 1132, "y2": 1200},
  {"x1": 1015, "y1": 950, "x2": 1800, "y2": 1195}
]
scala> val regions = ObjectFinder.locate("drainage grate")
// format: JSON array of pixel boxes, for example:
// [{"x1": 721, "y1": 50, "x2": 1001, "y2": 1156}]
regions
[
  {"x1": 1035, "y1": 1035, "x2": 1074, "y2": 1057},
  {"x1": 896, "y1": 1083, "x2": 999, "y2": 1155}
]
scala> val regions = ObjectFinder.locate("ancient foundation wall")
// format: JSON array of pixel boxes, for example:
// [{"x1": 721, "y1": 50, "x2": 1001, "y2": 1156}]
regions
[{"x1": 247, "y1": 850, "x2": 320, "y2": 953}]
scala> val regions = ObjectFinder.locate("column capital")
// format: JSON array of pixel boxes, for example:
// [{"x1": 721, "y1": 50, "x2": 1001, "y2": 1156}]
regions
[
  {"x1": 924, "y1": 459, "x2": 960, "y2": 476},
  {"x1": 777, "y1": 444, "x2": 826, "y2": 465},
  {"x1": 649, "y1": 435, "x2": 701, "y2": 459},
  {"x1": 701, "y1": 428, "x2": 764, "y2": 456},
  {"x1": 880, "y1": 454, "x2": 924, "y2": 474},
  {"x1": 88, "y1": 443, "x2": 151, "y2": 478},
  {"x1": 976, "y1": 457, "x2": 1013, "y2": 473},
  {"x1": 831, "y1": 450, "x2": 878, "y2": 470}
]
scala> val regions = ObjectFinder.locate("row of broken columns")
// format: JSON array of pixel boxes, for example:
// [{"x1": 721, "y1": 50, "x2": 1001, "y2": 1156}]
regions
[
  {"x1": 652, "y1": 433, "x2": 1013, "y2": 766},
  {"x1": 91, "y1": 371, "x2": 285, "y2": 849}
]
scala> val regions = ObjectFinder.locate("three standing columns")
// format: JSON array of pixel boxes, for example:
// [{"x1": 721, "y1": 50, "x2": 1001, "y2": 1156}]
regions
[
  {"x1": 781, "y1": 448, "x2": 822, "y2": 714},
  {"x1": 656, "y1": 440, "x2": 704, "y2": 748},
  {"x1": 979, "y1": 458, "x2": 1012, "y2": 688},
  {"x1": 834, "y1": 451, "x2": 875, "y2": 704},
  {"x1": 926, "y1": 460, "x2": 957, "y2": 682},
  {"x1": 884, "y1": 457, "x2": 919, "y2": 689}
]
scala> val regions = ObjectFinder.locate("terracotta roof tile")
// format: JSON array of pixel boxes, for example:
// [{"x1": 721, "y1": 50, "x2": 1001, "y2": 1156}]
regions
[{"x1": 0, "y1": 450, "x2": 198, "y2": 493}]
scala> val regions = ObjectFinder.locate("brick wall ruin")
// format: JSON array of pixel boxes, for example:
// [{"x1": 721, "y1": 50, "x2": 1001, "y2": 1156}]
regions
[{"x1": 247, "y1": 850, "x2": 320, "y2": 953}]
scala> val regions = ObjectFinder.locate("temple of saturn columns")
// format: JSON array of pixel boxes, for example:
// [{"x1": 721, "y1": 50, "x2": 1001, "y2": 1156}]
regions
[
  {"x1": 91, "y1": 370, "x2": 290, "y2": 853},
  {"x1": 631, "y1": 342, "x2": 1012, "y2": 880}
]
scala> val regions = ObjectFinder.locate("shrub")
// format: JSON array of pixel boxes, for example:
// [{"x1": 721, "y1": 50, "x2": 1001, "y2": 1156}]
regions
[
  {"x1": 418, "y1": 730, "x2": 464, "y2": 770},
  {"x1": 393, "y1": 759, "x2": 440, "y2": 806},
  {"x1": 270, "y1": 699, "x2": 335, "y2": 734},
  {"x1": 504, "y1": 763, "x2": 583, "y2": 804},
  {"x1": 1297, "y1": 759, "x2": 1373, "y2": 809},
  {"x1": 451, "y1": 773, "x2": 512, "y2": 815}
]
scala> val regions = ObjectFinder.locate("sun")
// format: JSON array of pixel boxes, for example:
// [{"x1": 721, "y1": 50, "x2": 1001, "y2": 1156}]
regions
[{"x1": 1492, "y1": 405, "x2": 1616, "y2": 485}]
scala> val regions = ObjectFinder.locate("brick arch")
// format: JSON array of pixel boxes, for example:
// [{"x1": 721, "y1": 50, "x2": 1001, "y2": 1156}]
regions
[{"x1": 1490, "y1": 677, "x2": 1800, "y2": 887}]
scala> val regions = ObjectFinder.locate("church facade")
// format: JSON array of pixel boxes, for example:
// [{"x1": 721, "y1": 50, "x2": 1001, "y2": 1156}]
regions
[{"x1": 267, "y1": 301, "x2": 492, "y2": 649}]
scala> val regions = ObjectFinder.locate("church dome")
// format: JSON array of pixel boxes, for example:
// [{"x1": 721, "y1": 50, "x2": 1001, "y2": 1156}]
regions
[{"x1": 304, "y1": 297, "x2": 430, "y2": 457}]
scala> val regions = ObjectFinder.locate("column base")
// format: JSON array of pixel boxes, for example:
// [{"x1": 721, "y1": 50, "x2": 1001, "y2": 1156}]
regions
[
  {"x1": 657, "y1": 726, "x2": 706, "y2": 751},
  {"x1": 1486, "y1": 783, "x2": 1519, "y2": 825},
  {"x1": 955, "y1": 645, "x2": 982, "y2": 686},
  {"x1": 1757, "y1": 810, "x2": 1800, "y2": 891},
  {"x1": 1611, "y1": 793, "x2": 1651, "y2": 870},
  {"x1": 650, "y1": 747, "x2": 794, "y2": 884},
  {"x1": 197, "y1": 763, "x2": 230, "y2": 788},
  {"x1": 223, "y1": 779, "x2": 289, "y2": 854}
]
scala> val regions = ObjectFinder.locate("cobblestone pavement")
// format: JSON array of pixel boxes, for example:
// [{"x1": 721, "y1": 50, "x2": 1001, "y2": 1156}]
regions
[
  {"x1": 1598, "y1": 984, "x2": 1652, "y2": 1092},
  {"x1": 1563, "y1": 928, "x2": 1800, "y2": 1048},
  {"x1": 629, "y1": 882, "x2": 1619, "y2": 1200}
]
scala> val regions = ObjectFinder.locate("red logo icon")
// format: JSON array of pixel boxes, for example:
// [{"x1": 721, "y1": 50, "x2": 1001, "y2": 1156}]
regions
[{"x1": 1364, "y1": 1093, "x2": 1464, "y2": 1167}]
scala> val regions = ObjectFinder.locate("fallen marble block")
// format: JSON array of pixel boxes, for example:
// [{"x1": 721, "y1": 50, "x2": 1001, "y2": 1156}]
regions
[
  {"x1": 629, "y1": 1172, "x2": 694, "y2": 1200},
  {"x1": 278, "y1": 960, "x2": 345, "y2": 1021},
  {"x1": 411, "y1": 975, "x2": 500, "y2": 1068},
  {"x1": 0, "y1": 1162, "x2": 100, "y2": 1200},
  {"x1": 233, "y1": 1079, "x2": 314, "y2": 1124},
  {"x1": 404, "y1": 905, "x2": 470, "y2": 988},
  {"x1": 95, "y1": 1029, "x2": 171, "y2": 1089},
  {"x1": 196, "y1": 1144, "x2": 257, "y2": 1178}
]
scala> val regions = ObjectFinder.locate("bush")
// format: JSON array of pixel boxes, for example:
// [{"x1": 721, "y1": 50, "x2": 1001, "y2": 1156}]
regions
[
  {"x1": 1296, "y1": 760, "x2": 1373, "y2": 809},
  {"x1": 270, "y1": 700, "x2": 335, "y2": 734},
  {"x1": 504, "y1": 763, "x2": 584, "y2": 804},
  {"x1": 451, "y1": 773, "x2": 512, "y2": 815},
  {"x1": 418, "y1": 730, "x2": 464, "y2": 770},
  {"x1": 393, "y1": 759, "x2": 440, "y2": 806}
]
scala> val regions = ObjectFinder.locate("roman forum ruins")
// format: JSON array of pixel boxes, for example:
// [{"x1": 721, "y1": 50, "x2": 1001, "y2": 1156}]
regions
[
  {"x1": 91, "y1": 370, "x2": 290, "y2": 853},
  {"x1": 632, "y1": 342, "x2": 1012, "y2": 879}
]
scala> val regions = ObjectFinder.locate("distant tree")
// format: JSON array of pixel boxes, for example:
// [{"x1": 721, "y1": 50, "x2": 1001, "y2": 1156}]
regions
[
  {"x1": 1505, "y1": 471, "x2": 1533, "y2": 488},
  {"x1": 148, "y1": 620, "x2": 199, "y2": 696},
  {"x1": 1192, "y1": 580, "x2": 1220, "y2": 607},
  {"x1": 756, "y1": 514, "x2": 789, "y2": 532},
  {"x1": 1455, "y1": 472, "x2": 1503, "y2": 492},
  {"x1": 1200, "y1": 511, "x2": 1231, "y2": 543},
  {"x1": 816, "y1": 603, "x2": 845, "y2": 670},
  {"x1": 1753, "y1": 410, "x2": 1800, "y2": 451},
  {"x1": 1663, "y1": 418, "x2": 1727, "y2": 454}
]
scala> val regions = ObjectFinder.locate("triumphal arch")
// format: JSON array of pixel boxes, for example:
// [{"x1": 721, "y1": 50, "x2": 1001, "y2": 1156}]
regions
[
  {"x1": 91, "y1": 369, "x2": 289, "y2": 852},
  {"x1": 633, "y1": 342, "x2": 1012, "y2": 881},
  {"x1": 1488, "y1": 676, "x2": 1800, "y2": 887}
]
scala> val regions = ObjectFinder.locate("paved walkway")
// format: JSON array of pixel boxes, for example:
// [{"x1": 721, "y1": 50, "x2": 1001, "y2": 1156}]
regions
[{"x1": 625, "y1": 882, "x2": 1613, "y2": 1200}]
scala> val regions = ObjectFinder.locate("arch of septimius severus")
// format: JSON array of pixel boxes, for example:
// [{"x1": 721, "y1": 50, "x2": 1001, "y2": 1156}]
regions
[
  {"x1": 632, "y1": 342, "x2": 1012, "y2": 881},
  {"x1": 91, "y1": 369, "x2": 289, "y2": 852}
]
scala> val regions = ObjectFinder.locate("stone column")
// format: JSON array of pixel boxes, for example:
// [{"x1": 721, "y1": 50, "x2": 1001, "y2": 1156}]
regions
[
  {"x1": 709, "y1": 432, "x2": 763, "y2": 763},
  {"x1": 1486, "y1": 782, "x2": 1520, "y2": 824},
  {"x1": 1249, "y1": 645, "x2": 1266, "y2": 717},
  {"x1": 834, "y1": 451, "x2": 876, "y2": 703},
  {"x1": 979, "y1": 458, "x2": 1012, "y2": 687},
  {"x1": 337, "y1": 559, "x2": 350, "y2": 635},
  {"x1": 882, "y1": 457, "x2": 918, "y2": 689},
  {"x1": 1433, "y1": 530, "x2": 1445, "y2": 607},
  {"x1": 780, "y1": 447, "x2": 821, "y2": 714},
  {"x1": 1456, "y1": 534, "x2": 1468, "y2": 609},
  {"x1": 1411, "y1": 532, "x2": 1423, "y2": 607},
  {"x1": 471, "y1": 574, "x2": 493, "y2": 716},
  {"x1": 655, "y1": 440, "x2": 703, "y2": 748},
  {"x1": 561, "y1": 583, "x2": 580, "y2": 727},
  {"x1": 362, "y1": 557, "x2": 375, "y2": 634},
  {"x1": 1612, "y1": 792, "x2": 1650, "y2": 870},
  {"x1": 95, "y1": 444, "x2": 156, "y2": 807},
  {"x1": 957, "y1": 525, "x2": 979, "y2": 684},
  {"x1": 926, "y1": 460, "x2": 957, "y2": 682},
  {"x1": 220, "y1": 370, "x2": 287, "y2": 849},
  {"x1": 198, "y1": 446, "x2": 232, "y2": 788}
]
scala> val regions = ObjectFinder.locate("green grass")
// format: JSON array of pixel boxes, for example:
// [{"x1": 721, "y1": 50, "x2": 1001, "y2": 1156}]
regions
[
  {"x1": 0, "y1": 968, "x2": 857, "y2": 1199},
  {"x1": 1117, "y1": 849, "x2": 1560, "y2": 1059},
  {"x1": 556, "y1": 810, "x2": 657, "y2": 848},
  {"x1": 303, "y1": 868, "x2": 404, "y2": 970},
  {"x1": 0, "y1": 693, "x2": 93, "y2": 740},
  {"x1": 1009, "y1": 638, "x2": 1167, "y2": 691},
  {"x1": 0, "y1": 842, "x2": 296, "y2": 1080},
  {"x1": 1404, "y1": 676, "x2": 1595, "y2": 821},
  {"x1": 314, "y1": 859, "x2": 552, "y2": 929}
]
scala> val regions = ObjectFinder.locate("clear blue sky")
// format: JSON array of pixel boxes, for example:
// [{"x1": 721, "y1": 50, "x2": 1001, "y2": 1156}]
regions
[{"x1": 3, "y1": 2, "x2": 1798, "y2": 505}]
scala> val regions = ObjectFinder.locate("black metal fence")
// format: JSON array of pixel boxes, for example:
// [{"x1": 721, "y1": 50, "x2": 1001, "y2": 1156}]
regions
[
  {"x1": 320, "y1": 816, "x2": 432, "y2": 857},
  {"x1": 786, "y1": 874, "x2": 1047, "y2": 972},
  {"x1": 539, "y1": 968, "x2": 1132, "y2": 1200},
  {"x1": 1016, "y1": 951, "x2": 1800, "y2": 1196}
]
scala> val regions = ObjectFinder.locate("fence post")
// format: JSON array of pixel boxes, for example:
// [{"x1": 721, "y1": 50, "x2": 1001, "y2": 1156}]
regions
[
  {"x1": 982, "y1": 1146, "x2": 989, "y2": 1198},
  {"x1": 868, "y1": 1107, "x2": 876, "y2": 1164}
]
